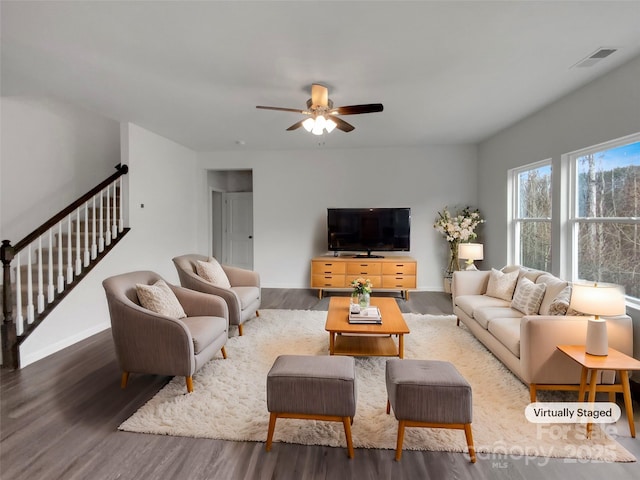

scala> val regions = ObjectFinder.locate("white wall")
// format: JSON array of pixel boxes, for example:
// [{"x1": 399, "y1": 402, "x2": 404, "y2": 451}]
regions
[
  {"x1": 19, "y1": 123, "x2": 201, "y2": 366},
  {"x1": 0, "y1": 96, "x2": 120, "y2": 241},
  {"x1": 197, "y1": 145, "x2": 478, "y2": 291},
  {"x1": 477, "y1": 54, "x2": 640, "y2": 371}
]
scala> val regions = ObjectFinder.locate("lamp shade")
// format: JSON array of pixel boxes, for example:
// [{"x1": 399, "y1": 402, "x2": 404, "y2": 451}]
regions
[
  {"x1": 569, "y1": 282, "x2": 626, "y2": 356},
  {"x1": 458, "y1": 243, "x2": 484, "y2": 261},
  {"x1": 569, "y1": 282, "x2": 626, "y2": 317}
]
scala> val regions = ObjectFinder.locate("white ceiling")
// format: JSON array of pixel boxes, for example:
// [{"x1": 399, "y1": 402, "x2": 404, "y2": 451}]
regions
[{"x1": 2, "y1": 1, "x2": 640, "y2": 152}]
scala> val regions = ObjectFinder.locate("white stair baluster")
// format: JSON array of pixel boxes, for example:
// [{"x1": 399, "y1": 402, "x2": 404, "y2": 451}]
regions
[
  {"x1": 37, "y1": 236, "x2": 44, "y2": 313},
  {"x1": 75, "y1": 207, "x2": 82, "y2": 275},
  {"x1": 48, "y1": 228, "x2": 55, "y2": 302},
  {"x1": 112, "y1": 180, "x2": 117, "y2": 239},
  {"x1": 99, "y1": 190, "x2": 105, "y2": 252},
  {"x1": 84, "y1": 202, "x2": 90, "y2": 266},
  {"x1": 91, "y1": 196, "x2": 97, "y2": 259},
  {"x1": 15, "y1": 252, "x2": 23, "y2": 336},
  {"x1": 105, "y1": 185, "x2": 111, "y2": 247},
  {"x1": 118, "y1": 175, "x2": 124, "y2": 233},
  {"x1": 26, "y1": 246, "x2": 34, "y2": 324},
  {"x1": 66, "y1": 215, "x2": 73, "y2": 284},
  {"x1": 57, "y1": 222, "x2": 64, "y2": 293}
]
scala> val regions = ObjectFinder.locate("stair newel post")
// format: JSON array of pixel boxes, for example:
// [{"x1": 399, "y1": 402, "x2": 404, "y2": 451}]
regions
[
  {"x1": 118, "y1": 175, "x2": 124, "y2": 233},
  {"x1": 1, "y1": 240, "x2": 19, "y2": 369}
]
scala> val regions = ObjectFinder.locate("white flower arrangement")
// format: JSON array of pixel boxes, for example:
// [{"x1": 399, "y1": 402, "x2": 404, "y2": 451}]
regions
[{"x1": 434, "y1": 206, "x2": 484, "y2": 243}]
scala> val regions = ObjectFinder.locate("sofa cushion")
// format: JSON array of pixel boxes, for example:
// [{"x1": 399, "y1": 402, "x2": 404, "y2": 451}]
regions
[
  {"x1": 455, "y1": 294, "x2": 510, "y2": 321},
  {"x1": 486, "y1": 268, "x2": 519, "y2": 301},
  {"x1": 537, "y1": 274, "x2": 569, "y2": 315},
  {"x1": 136, "y1": 280, "x2": 187, "y2": 319},
  {"x1": 487, "y1": 317, "x2": 522, "y2": 358},
  {"x1": 181, "y1": 315, "x2": 228, "y2": 354},
  {"x1": 475, "y1": 306, "x2": 523, "y2": 329},
  {"x1": 511, "y1": 277, "x2": 547, "y2": 315},
  {"x1": 231, "y1": 286, "x2": 261, "y2": 309}
]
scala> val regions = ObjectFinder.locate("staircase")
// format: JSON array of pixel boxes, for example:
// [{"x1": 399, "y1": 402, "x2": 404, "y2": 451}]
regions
[{"x1": 1, "y1": 165, "x2": 129, "y2": 369}]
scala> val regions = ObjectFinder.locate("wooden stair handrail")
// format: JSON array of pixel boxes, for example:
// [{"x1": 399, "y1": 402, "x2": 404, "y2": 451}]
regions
[{"x1": 11, "y1": 164, "x2": 128, "y2": 252}]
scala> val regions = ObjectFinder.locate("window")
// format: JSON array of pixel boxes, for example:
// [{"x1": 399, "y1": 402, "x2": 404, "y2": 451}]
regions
[
  {"x1": 509, "y1": 160, "x2": 552, "y2": 271},
  {"x1": 569, "y1": 135, "x2": 640, "y2": 300}
]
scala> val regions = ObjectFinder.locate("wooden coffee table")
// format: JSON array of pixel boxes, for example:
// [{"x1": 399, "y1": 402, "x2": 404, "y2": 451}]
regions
[{"x1": 325, "y1": 297, "x2": 410, "y2": 358}]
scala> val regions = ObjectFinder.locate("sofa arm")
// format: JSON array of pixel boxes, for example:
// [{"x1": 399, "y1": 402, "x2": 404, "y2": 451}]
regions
[
  {"x1": 451, "y1": 270, "x2": 490, "y2": 299},
  {"x1": 520, "y1": 315, "x2": 633, "y2": 385}
]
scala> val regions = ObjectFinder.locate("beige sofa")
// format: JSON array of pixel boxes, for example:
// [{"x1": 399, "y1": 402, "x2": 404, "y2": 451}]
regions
[{"x1": 452, "y1": 266, "x2": 633, "y2": 402}]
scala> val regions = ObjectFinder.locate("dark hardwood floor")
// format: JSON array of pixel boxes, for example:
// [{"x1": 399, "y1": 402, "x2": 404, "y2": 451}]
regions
[{"x1": 1, "y1": 289, "x2": 638, "y2": 479}]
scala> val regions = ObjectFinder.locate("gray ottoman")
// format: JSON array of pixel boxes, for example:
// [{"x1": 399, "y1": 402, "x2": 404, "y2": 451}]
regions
[
  {"x1": 266, "y1": 355, "x2": 357, "y2": 458},
  {"x1": 385, "y1": 359, "x2": 476, "y2": 462}
]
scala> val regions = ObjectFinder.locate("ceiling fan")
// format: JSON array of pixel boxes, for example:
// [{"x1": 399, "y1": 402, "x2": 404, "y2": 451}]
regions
[{"x1": 256, "y1": 84, "x2": 383, "y2": 135}]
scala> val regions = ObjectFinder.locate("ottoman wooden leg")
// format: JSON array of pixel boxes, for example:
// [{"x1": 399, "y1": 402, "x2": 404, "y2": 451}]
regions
[
  {"x1": 342, "y1": 417, "x2": 354, "y2": 459},
  {"x1": 395, "y1": 420, "x2": 406, "y2": 461},
  {"x1": 464, "y1": 423, "x2": 476, "y2": 463},
  {"x1": 266, "y1": 412, "x2": 277, "y2": 452}
]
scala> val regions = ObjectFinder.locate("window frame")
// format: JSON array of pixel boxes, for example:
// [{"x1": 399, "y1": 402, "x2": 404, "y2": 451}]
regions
[
  {"x1": 565, "y1": 132, "x2": 640, "y2": 305},
  {"x1": 508, "y1": 159, "x2": 553, "y2": 269}
]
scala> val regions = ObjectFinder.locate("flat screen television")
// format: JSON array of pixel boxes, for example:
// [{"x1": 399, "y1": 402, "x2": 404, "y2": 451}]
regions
[{"x1": 327, "y1": 208, "x2": 411, "y2": 257}]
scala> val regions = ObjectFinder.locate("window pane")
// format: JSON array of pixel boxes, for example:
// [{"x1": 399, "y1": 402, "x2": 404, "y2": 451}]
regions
[
  {"x1": 518, "y1": 165, "x2": 551, "y2": 218},
  {"x1": 577, "y1": 222, "x2": 640, "y2": 299},
  {"x1": 519, "y1": 221, "x2": 551, "y2": 271},
  {"x1": 577, "y1": 142, "x2": 640, "y2": 218}
]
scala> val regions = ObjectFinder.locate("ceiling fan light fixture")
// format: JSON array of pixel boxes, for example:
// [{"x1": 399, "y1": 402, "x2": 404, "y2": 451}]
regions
[
  {"x1": 312, "y1": 115, "x2": 326, "y2": 135},
  {"x1": 325, "y1": 117, "x2": 337, "y2": 133},
  {"x1": 302, "y1": 117, "x2": 315, "y2": 132}
]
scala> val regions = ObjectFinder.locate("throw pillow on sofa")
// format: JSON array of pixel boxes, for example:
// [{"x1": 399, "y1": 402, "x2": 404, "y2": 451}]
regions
[
  {"x1": 136, "y1": 279, "x2": 187, "y2": 319},
  {"x1": 196, "y1": 257, "x2": 232, "y2": 288},
  {"x1": 548, "y1": 285, "x2": 571, "y2": 315},
  {"x1": 485, "y1": 268, "x2": 519, "y2": 301},
  {"x1": 511, "y1": 277, "x2": 546, "y2": 315}
]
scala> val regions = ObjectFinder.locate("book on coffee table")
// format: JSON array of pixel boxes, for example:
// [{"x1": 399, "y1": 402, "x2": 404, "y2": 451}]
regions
[{"x1": 348, "y1": 307, "x2": 382, "y2": 324}]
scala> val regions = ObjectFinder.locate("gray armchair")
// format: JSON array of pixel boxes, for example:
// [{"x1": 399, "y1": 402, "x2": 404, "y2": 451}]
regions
[
  {"x1": 172, "y1": 254, "x2": 261, "y2": 336},
  {"x1": 102, "y1": 271, "x2": 229, "y2": 393}
]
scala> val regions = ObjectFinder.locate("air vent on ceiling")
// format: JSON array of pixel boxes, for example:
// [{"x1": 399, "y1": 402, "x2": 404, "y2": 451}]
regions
[{"x1": 572, "y1": 48, "x2": 618, "y2": 68}]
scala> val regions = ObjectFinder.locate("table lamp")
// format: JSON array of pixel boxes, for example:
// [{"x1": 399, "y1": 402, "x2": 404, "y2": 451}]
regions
[
  {"x1": 569, "y1": 282, "x2": 626, "y2": 356},
  {"x1": 458, "y1": 243, "x2": 484, "y2": 270}
]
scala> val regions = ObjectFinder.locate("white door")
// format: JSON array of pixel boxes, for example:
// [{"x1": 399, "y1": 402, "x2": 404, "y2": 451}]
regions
[{"x1": 223, "y1": 192, "x2": 254, "y2": 269}]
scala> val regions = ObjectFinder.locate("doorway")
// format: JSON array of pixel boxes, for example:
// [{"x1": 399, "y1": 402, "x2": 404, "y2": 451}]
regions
[{"x1": 208, "y1": 170, "x2": 254, "y2": 269}]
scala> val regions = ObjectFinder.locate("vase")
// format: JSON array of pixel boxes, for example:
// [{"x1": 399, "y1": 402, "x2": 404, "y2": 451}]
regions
[
  {"x1": 447, "y1": 242, "x2": 460, "y2": 274},
  {"x1": 358, "y1": 292, "x2": 370, "y2": 309},
  {"x1": 447, "y1": 241, "x2": 460, "y2": 275}
]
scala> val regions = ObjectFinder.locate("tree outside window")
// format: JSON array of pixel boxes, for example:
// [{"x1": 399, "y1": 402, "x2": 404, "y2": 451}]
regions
[
  {"x1": 574, "y1": 140, "x2": 640, "y2": 299},
  {"x1": 513, "y1": 163, "x2": 552, "y2": 271}
]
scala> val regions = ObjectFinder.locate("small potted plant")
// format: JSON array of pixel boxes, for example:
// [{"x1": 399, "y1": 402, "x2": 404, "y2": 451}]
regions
[{"x1": 351, "y1": 277, "x2": 373, "y2": 308}]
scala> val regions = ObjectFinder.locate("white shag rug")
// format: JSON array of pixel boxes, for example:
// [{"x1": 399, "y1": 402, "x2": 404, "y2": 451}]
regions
[{"x1": 119, "y1": 309, "x2": 635, "y2": 462}]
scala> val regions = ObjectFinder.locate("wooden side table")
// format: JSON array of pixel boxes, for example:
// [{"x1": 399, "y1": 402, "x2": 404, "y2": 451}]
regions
[{"x1": 557, "y1": 345, "x2": 640, "y2": 438}]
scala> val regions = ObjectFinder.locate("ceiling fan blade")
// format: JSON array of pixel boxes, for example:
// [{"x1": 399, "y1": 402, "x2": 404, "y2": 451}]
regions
[
  {"x1": 311, "y1": 84, "x2": 329, "y2": 108},
  {"x1": 256, "y1": 106, "x2": 307, "y2": 114},
  {"x1": 332, "y1": 104, "x2": 384, "y2": 115},
  {"x1": 286, "y1": 120, "x2": 305, "y2": 131},
  {"x1": 330, "y1": 116, "x2": 355, "y2": 132}
]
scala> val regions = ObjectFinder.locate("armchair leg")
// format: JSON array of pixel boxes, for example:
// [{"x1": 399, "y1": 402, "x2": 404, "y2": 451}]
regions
[
  {"x1": 186, "y1": 376, "x2": 194, "y2": 393},
  {"x1": 256, "y1": 310, "x2": 260, "y2": 317},
  {"x1": 221, "y1": 346, "x2": 227, "y2": 359},
  {"x1": 121, "y1": 372, "x2": 129, "y2": 389},
  {"x1": 238, "y1": 324, "x2": 244, "y2": 336}
]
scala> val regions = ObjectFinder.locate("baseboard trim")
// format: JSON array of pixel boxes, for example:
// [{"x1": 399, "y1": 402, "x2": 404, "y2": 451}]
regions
[{"x1": 19, "y1": 322, "x2": 110, "y2": 368}]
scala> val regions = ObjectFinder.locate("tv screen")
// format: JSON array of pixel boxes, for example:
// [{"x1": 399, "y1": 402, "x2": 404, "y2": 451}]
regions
[{"x1": 327, "y1": 208, "x2": 411, "y2": 257}]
